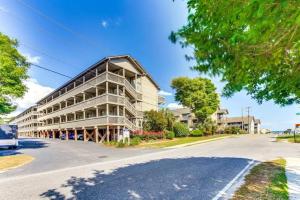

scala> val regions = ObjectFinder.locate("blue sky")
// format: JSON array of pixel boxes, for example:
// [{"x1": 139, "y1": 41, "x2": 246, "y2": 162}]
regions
[{"x1": 0, "y1": 0, "x2": 298, "y2": 130}]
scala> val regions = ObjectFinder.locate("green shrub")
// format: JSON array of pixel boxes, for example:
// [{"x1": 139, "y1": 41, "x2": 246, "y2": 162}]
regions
[
  {"x1": 130, "y1": 137, "x2": 141, "y2": 146},
  {"x1": 190, "y1": 129, "x2": 203, "y2": 137},
  {"x1": 239, "y1": 129, "x2": 248, "y2": 134},
  {"x1": 173, "y1": 122, "x2": 189, "y2": 137},
  {"x1": 224, "y1": 126, "x2": 244, "y2": 134},
  {"x1": 165, "y1": 130, "x2": 175, "y2": 139},
  {"x1": 198, "y1": 118, "x2": 218, "y2": 135},
  {"x1": 117, "y1": 141, "x2": 126, "y2": 148}
]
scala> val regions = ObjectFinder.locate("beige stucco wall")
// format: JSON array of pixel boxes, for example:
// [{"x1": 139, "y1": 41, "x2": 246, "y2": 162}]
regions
[
  {"x1": 110, "y1": 59, "x2": 140, "y2": 74},
  {"x1": 141, "y1": 76, "x2": 159, "y2": 111}
]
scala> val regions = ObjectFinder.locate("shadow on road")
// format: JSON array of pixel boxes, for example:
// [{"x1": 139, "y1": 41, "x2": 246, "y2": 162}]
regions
[
  {"x1": 0, "y1": 138, "x2": 48, "y2": 156},
  {"x1": 40, "y1": 157, "x2": 252, "y2": 200}
]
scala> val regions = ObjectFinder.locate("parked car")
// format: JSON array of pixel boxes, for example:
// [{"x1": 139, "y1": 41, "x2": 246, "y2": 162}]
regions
[
  {"x1": 68, "y1": 132, "x2": 75, "y2": 140},
  {"x1": 0, "y1": 125, "x2": 18, "y2": 149},
  {"x1": 60, "y1": 132, "x2": 75, "y2": 140},
  {"x1": 77, "y1": 133, "x2": 84, "y2": 140}
]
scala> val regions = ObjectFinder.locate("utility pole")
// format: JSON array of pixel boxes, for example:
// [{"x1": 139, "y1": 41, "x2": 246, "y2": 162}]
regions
[
  {"x1": 241, "y1": 108, "x2": 244, "y2": 130},
  {"x1": 245, "y1": 106, "x2": 251, "y2": 134}
]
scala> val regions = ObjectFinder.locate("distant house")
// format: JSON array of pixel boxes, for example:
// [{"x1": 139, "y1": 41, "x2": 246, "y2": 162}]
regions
[
  {"x1": 170, "y1": 106, "x2": 262, "y2": 134},
  {"x1": 171, "y1": 107, "x2": 197, "y2": 130},
  {"x1": 254, "y1": 119, "x2": 261, "y2": 134},
  {"x1": 214, "y1": 109, "x2": 229, "y2": 130},
  {"x1": 171, "y1": 107, "x2": 228, "y2": 130},
  {"x1": 223, "y1": 116, "x2": 255, "y2": 134}
]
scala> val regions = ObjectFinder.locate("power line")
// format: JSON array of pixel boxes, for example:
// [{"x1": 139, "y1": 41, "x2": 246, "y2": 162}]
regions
[
  {"x1": 15, "y1": 0, "x2": 101, "y2": 49},
  {"x1": 245, "y1": 106, "x2": 251, "y2": 134},
  {"x1": 30, "y1": 63, "x2": 72, "y2": 79},
  {"x1": 0, "y1": 7, "x2": 89, "y2": 59},
  {"x1": 21, "y1": 42, "x2": 80, "y2": 69}
]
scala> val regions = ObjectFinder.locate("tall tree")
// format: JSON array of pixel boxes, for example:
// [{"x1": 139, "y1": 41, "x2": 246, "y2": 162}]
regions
[
  {"x1": 0, "y1": 33, "x2": 29, "y2": 114},
  {"x1": 170, "y1": 0, "x2": 300, "y2": 105},
  {"x1": 171, "y1": 77, "x2": 219, "y2": 123},
  {"x1": 143, "y1": 110, "x2": 167, "y2": 131}
]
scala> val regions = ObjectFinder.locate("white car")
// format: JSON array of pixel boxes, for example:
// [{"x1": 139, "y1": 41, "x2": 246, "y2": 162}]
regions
[{"x1": 0, "y1": 125, "x2": 18, "y2": 149}]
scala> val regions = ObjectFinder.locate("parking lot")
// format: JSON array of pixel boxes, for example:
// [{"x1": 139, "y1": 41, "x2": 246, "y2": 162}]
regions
[{"x1": 0, "y1": 137, "x2": 158, "y2": 178}]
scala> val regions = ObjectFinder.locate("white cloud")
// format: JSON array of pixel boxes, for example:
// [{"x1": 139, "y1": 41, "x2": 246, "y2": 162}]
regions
[
  {"x1": 0, "y1": 6, "x2": 8, "y2": 12},
  {"x1": 101, "y1": 20, "x2": 108, "y2": 28},
  {"x1": 23, "y1": 53, "x2": 41, "y2": 64},
  {"x1": 166, "y1": 103, "x2": 183, "y2": 110},
  {"x1": 7, "y1": 78, "x2": 54, "y2": 117},
  {"x1": 158, "y1": 90, "x2": 172, "y2": 96}
]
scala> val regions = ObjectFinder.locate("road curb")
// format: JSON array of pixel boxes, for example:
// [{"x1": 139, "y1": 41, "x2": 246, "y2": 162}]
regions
[
  {"x1": 164, "y1": 136, "x2": 231, "y2": 149},
  {"x1": 212, "y1": 160, "x2": 257, "y2": 200}
]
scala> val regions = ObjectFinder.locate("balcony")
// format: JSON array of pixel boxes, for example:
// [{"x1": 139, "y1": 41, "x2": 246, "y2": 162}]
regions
[
  {"x1": 38, "y1": 94, "x2": 125, "y2": 121},
  {"x1": 38, "y1": 116, "x2": 125, "y2": 130},
  {"x1": 38, "y1": 72, "x2": 125, "y2": 111}
]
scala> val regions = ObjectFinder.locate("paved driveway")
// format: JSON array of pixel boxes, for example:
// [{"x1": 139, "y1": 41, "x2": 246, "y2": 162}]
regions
[{"x1": 0, "y1": 137, "x2": 157, "y2": 178}]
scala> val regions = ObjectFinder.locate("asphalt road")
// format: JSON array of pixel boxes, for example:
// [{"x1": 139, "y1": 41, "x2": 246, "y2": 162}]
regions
[
  {"x1": 0, "y1": 135, "x2": 299, "y2": 200},
  {"x1": 0, "y1": 137, "x2": 158, "y2": 178}
]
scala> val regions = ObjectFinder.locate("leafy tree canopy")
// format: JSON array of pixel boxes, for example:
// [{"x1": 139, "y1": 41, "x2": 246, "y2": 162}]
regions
[
  {"x1": 171, "y1": 77, "x2": 219, "y2": 123},
  {"x1": 0, "y1": 32, "x2": 29, "y2": 114},
  {"x1": 170, "y1": 0, "x2": 300, "y2": 105},
  {"x1": 143, "y1": 110, "x2": 167, "y2": 132}
]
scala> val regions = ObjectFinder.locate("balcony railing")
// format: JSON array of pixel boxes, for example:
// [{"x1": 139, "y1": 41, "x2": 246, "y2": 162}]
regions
[
  {"x1": 124, "y1": 79, "x2": 142, "y2": 101},
  {"x1": 38, "y1": 72, "x2": 125, "y2": 111},
  {"x1": 125, "y1": 98, "x2": 137, "y2": 116},
  {"x1": 38, "y1": 94, "x2": 125, "y2": 121},
  {"x1": 38, "y1": 116, "x2": 125, "y2": 130},
  {"x1": 124, "y1": 117, "x2": 137, "y2": 131}
]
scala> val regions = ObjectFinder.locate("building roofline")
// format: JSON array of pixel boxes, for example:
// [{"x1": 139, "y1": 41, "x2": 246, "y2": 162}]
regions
[
  {"x1": 13, "y1": 105, "x2": 37, "y2": 119},
  {"x1": 37, "y1": 55, "x2": 160, "y2": 104}
]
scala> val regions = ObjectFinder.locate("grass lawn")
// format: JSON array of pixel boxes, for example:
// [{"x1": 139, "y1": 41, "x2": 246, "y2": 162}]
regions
[
  {"x1": 232, "y1": 158, "x2": 288, "y2": 200},
  {"x1": 0, "y1": 154, "x2": 34, "y2": 171},
  {"x1": 138, "y1": 134, "x2": 230, "y2": 148},
  {"x1": 277, "y1": 134, "x2": 300, "y2": 143}
]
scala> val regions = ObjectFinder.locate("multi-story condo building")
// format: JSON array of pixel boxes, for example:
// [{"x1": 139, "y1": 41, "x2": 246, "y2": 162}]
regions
[
  {"x1": 10, "y1": 106, "x2": 40, "y2": 137},
  {"x1": 15, "y1": 55, "x2": 161, "y2": 142}
]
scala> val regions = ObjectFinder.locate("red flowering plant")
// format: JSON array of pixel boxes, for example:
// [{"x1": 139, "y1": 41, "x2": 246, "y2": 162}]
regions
[{"x1": 132, "y1": 130, "x2": 164, "y2": 140}]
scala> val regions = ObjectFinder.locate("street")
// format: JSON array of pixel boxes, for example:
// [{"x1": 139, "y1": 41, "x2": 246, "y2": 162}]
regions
[{"x1": 0, "y1": 135, "x2": 299, "y2": 200}]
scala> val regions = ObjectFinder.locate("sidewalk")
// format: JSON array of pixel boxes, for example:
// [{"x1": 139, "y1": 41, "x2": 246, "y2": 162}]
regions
[{"x1": 285, "y1": 157, "x2": 300, "y2": 200}]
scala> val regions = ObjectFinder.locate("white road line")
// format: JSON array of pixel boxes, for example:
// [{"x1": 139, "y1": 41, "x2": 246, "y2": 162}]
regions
[
  {"x1": 0, "y1": 147, "x2": 180, "y2": 183},
  {"x1": 212, "y1": 160, "x2": 254, "y2": 200}
]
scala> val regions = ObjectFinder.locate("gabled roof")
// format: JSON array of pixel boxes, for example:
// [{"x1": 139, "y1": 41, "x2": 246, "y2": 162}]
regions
[
  {"x1": 37, "y1": 55, "x2": 160, "y2": 104},
  {"x1": 13, "y1": 106, "x2": 37, "y2": 119},
  {"x1": 254, "y1": 119, "x2": 261, "y2": 124},
  {"x1": 225, "y1": 116, "x2": 255, "y2": 124},
  {"x1": 170, "y1": 107, "x2": 192, "y2": 116},
  {"x1": 217, "y1": 108, "x2": 229, "y2": 114}
]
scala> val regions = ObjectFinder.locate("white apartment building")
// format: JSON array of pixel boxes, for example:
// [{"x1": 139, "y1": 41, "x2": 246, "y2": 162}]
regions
[
  {"x1": 14, "y1": 55, "x2": 162, "y2": 142},
  {"x1": 254, "y1": 119, "x2": 261, "y2": 134},
  {"x1": 10, "y1": 106, "x2": 40, "y2": 137}
]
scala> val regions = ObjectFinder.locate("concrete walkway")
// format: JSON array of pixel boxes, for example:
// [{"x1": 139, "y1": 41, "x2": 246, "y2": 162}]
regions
[{"x1": 286, "y1": 157, "x2": 300, "y2": 200}]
